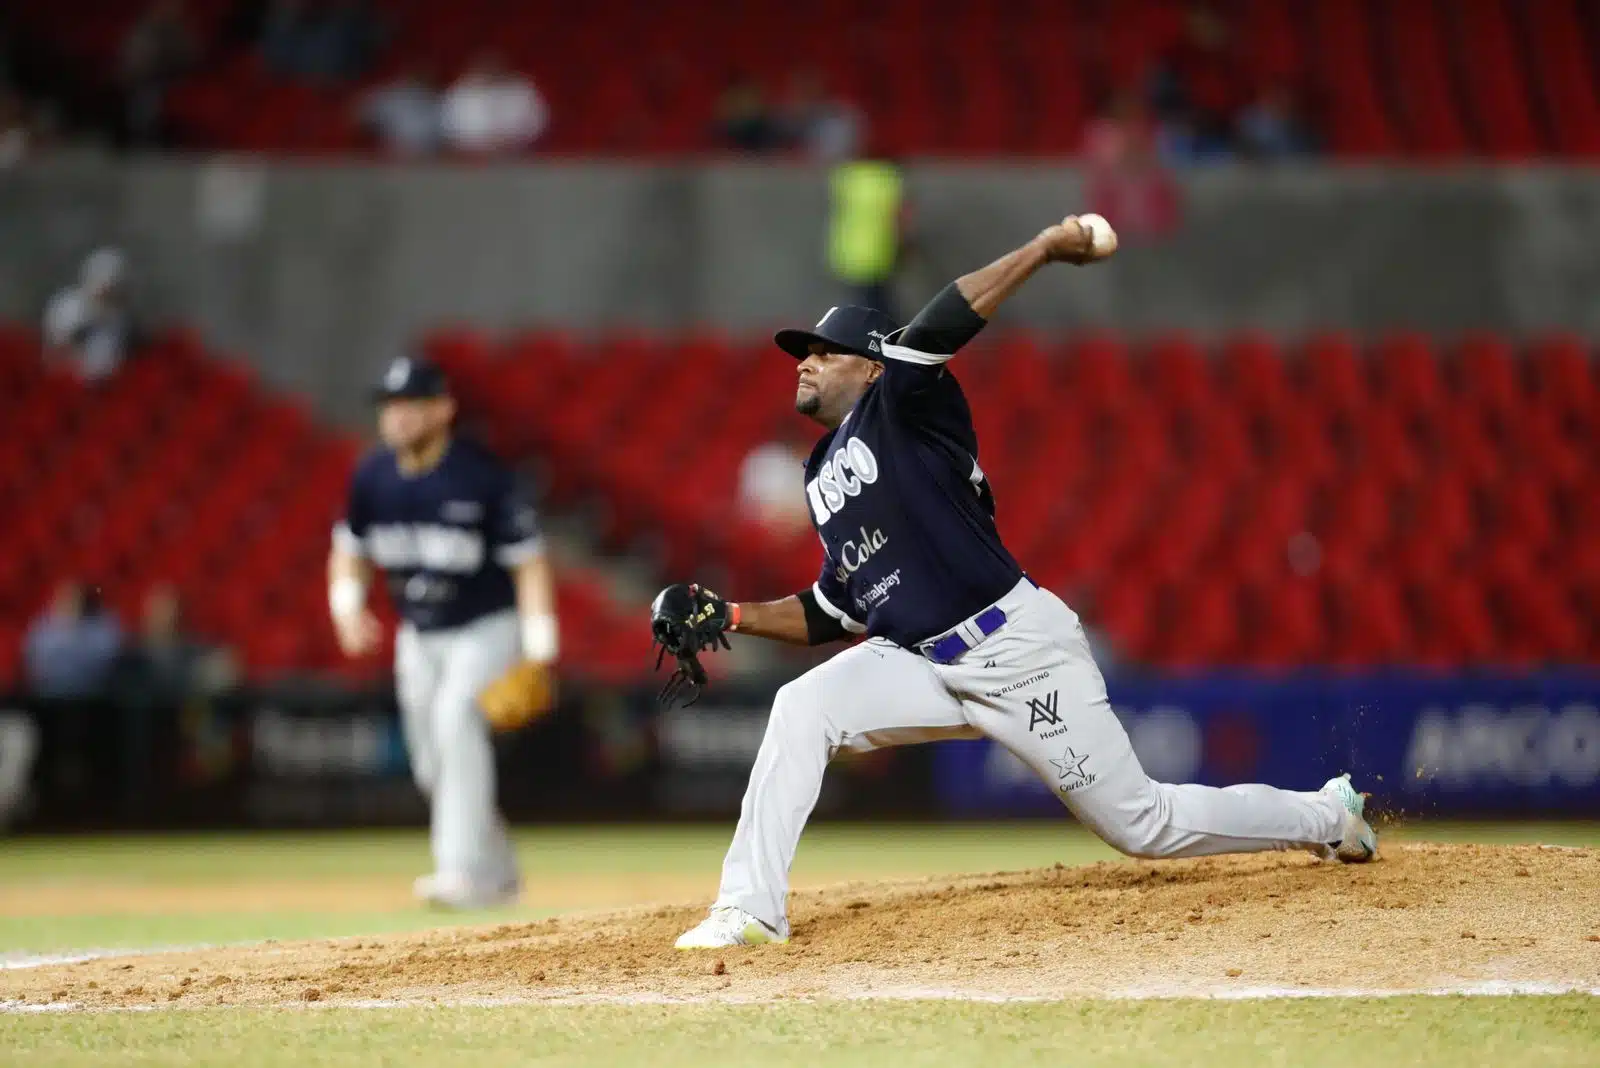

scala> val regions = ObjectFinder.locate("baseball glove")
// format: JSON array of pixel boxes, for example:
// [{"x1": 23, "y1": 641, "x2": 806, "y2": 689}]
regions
[
  {"x1": 649, "y1": 583, "x2": 733, "y2": 708},
  {"x1": 479, "y1": 660, "x2": 557, "y2": 731}
]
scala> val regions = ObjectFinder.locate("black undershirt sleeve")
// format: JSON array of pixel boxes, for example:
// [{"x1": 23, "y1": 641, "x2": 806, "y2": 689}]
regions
[
  {"x1": 797, "y1": 588, "x2": 850, "y2": 646},
  {"x1": 896, "y1": 282, "x2": 988, "y2": 356}
]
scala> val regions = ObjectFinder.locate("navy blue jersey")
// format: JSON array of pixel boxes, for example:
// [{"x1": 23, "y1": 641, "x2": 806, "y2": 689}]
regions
[
  {"x1": 334, "y1": 438, "x2": 542, "y2": 631},
  {"x1": 805, "y1": 338, "x2": 1022, "y2": 647}
]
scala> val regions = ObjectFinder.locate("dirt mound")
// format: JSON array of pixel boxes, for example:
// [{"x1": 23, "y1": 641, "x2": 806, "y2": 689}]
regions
[{"x1": 8, "y1": 843, "x2": 1598, "y2": 1007}]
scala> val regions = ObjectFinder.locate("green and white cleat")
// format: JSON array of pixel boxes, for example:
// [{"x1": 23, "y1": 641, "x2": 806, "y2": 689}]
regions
[
  {"x1": 674, "y1": 907, "x2": 788, "y2": 949},
  {"x1": 1321, "y1": 773, "x2": 1378, "y2": 862}
]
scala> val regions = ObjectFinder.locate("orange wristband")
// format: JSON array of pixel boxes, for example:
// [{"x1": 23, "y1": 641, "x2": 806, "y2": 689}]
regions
[{"x1": 728, "y1": 603, "x2": 742, "y2": 631}]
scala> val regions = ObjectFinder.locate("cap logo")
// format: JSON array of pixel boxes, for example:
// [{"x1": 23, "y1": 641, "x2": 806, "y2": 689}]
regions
[
  {"x1": 867, "y1": 329, "x2": 886, "y2": 353},
  {"x1": 385, "y1": 359, "x2": 411, "y2": 391}
]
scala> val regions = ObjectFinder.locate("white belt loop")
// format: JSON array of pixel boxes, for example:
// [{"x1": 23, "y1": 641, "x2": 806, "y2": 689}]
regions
[{"x1": 918, "y1": 577, "x2": 1040, "y2": 660}]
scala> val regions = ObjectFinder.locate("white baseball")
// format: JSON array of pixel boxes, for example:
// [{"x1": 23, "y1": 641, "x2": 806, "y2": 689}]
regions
[{"x1": 1077, "y1": 213, "x2": 1118, "y2": 257}]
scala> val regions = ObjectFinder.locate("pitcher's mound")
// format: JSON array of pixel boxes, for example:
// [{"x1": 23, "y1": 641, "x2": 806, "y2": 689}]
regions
[{"x1": 9, "y1": 843, "x2": 1599, "y2": 1008}]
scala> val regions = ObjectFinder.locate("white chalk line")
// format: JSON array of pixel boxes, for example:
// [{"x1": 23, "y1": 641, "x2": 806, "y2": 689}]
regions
[
  {"x1": 5, "y1": 981, "x2": 1597, "y2": 1013},
  {"x1": 1, "y1": 947, "x2": 195, "y2": 971},
  {"x1": 0, "y1": 943, "x2": 293, "y2": 971}
]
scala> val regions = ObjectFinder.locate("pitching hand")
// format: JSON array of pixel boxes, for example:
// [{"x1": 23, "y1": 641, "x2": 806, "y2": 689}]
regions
[{"x1": 1039, "y1": 214, "x2": 1118, "y2": 265}]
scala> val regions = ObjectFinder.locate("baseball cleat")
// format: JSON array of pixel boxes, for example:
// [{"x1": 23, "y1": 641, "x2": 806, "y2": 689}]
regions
[
  {"x1": 674, "y1": 907, "x2": 788, "y2": 949},
  {"x1": 413, "y1": 872, "x2": 520, "y2": 910},
  {"x1": 1321, "y1": 773, "x2": 1378, "y2": 862}
]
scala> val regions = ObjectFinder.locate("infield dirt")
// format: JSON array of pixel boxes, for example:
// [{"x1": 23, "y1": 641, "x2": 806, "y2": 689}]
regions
[{"x1": 6, "y1": 842, "x2": 1597, "y2": 1008}]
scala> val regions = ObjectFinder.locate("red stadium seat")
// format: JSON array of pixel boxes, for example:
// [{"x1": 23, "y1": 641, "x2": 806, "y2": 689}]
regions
[
  {"x1": 1156, "y1": 578, "x2": 1238, "y2": 671},
  {"x1": 1377, "y1": 0, "x2": 1469, "y2": 157},
  {"x1": 1456, "y1": 333, "x2": 1523, "y2": 417},
  {"x1": 1373, "y1": 332, "x2": 1445, "y2": 416},
  {"x1": 1306, "y1": 0, "x2": 1399, "y2": 156},
  {"x1": 1527, "y1": 335, "x2": 1596, "y2": 419},
  {"x1": 1449, "y1": 0, "x2": 1543, "y2": 158},
  {"x1": 1301, "y1": 333, "x2": 1369, "y2": 414}
]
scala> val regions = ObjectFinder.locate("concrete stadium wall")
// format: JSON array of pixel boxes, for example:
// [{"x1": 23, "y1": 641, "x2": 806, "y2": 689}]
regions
[{"x1": 3, "y1": 157, "x2": 1598, "y2": 422}]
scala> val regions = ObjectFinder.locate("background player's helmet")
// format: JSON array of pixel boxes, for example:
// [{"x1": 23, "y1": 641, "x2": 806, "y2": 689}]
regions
[
  {"x1": 371, "y1": 356, "x2": 450, "y2": 401},
  {"x1": 775, "y1": 305, "x2": 900, "y2": 361}
]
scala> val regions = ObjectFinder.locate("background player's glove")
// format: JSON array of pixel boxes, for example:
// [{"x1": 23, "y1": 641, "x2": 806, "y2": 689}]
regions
[
  {"x1": 649, "y1": 583, "x2": 732, "y2": 708},
  {"x1": 478, "y1": 660, "x2": 557, "y2": 731}
]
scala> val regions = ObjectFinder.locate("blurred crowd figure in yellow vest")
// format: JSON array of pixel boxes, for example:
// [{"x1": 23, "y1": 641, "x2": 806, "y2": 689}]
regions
[{"x1": 827, "y1": 158, "x2": 911, "y2": 321}]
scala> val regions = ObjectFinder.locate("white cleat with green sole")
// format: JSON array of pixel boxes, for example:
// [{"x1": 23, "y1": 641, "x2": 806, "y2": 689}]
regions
[
  {"x1": 1321, "y1": 773, "x2": 1378, "y2": 862},
  {"x1": 674, "y1": 907, "x2": 788, "y2": 949}
]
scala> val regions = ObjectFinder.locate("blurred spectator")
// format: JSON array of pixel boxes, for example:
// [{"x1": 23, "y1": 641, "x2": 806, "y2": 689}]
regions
[
  {"x1": 1148, "y1": 2, "x2": 1240, "y2": 164},
  {"x1": 43, "y1": 248, "x2": 145, "y2": 382},
  {"x1": 1083, "y1": 92, "x2": 1183, "y2": 242},
  {"x1": 1236, "y1": 83, "x2": 1319, "y2": 160},
  {"x1": 119, "y1": 0, "x2": 199, "y2": 147},
  {"x1": 117, "y1": 585, "x2": 239, "y2": 703},
  {"x1": 262, "y1": 0, "x2": 382, "y2": 83},
  {"x1": 24, "y1": 583, "x2": 125, "y2": 700},
  {"x1": 715, "y1": 73, "x2": 778, "y2": 153},
  {"x1": 827, "y1": 155, "x2": 907, "y2": 318},
  {"x1": 358, "y1": 64, "x2": 441, "y2": 158},
  {"x1": 1083, "y1": 90, "x2": 1153, "y2": 168},
  {"x1": 780, "y1": 69, "x2": 861, "y2": 162},
  {"x1": 738, "y1": 436, "x2": 811, "y2": 535},
  {"x1": 441, "y1": 53, "x2": 547, "y2": 156},
  {"x1": 0, "y1": 86, "x2": 29, "y2": 166}
]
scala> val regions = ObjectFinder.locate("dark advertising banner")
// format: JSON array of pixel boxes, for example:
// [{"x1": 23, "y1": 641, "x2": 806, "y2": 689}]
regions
[
  {"x1": 932, "y1": 672, "x2": 1600, "y2": 817},
  {"x1": 241, "y1": 688, "x2": 422, "y2": 825},
  {"x1": 649, "y1": 684, "x2": 913, "y2": 818}
]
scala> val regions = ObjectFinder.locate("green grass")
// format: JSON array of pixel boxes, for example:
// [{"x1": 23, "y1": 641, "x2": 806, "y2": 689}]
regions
[
  {"x1": 4, "y1": 997, "x2": 1597, "y2": 1067},
  {"x1": 0, "y1": 824, "x2": 1122, "y2": 882},
  {"x1": 4, "y1": 821, "x2": 1593, "y2": 882},
  {"x1": 4, "y1": 823, "x2": 1597, "y2": 956},
  {"x1": 2, "y1": 910, "x2": 574, "y2": 956}
]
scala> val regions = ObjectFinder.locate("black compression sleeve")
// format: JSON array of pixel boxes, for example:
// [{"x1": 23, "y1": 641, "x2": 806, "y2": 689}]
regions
[
  {"x1": 797, "y1": 589, "x2": 850, "y2": 646},
  {"x1": 897, "y1": 282, "x2": 988, "y2": 355}
]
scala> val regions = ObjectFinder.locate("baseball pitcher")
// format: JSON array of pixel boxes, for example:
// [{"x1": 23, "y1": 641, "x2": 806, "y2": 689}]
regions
[
  {"x1": 328, "y1": 356, "x2": 558, "y2": 909},
  {"x1": 654, "y1": 214, "x2": 1377, "y2": 950}
]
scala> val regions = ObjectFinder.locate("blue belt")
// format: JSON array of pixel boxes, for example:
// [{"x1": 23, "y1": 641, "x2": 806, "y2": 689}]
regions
[{"x1": 916, "y1": 575, "x2": 1038, "y2": 665}]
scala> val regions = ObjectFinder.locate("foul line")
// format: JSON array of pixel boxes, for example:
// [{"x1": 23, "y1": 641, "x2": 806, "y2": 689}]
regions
[{"x1": 4, "y1": 980, "x2": 1597, "y2": 1013}]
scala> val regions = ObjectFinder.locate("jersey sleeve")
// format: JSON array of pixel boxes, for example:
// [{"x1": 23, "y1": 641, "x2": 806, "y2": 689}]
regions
[
  {"x1": 875, "y1": 339, "x2": 955, "y2": 410},
  {"x1": 332, "y1": 464, "x2": 370, "y2": 557},
  {"x1": 811, "y1": 551, "x2": 867, "y2": 635},
  {"x1": 874, "y1": 342, "x2": 975, "y2": 443},
  {"x1": 489, "y1": 471, "x2": 545, "y2": 567}
]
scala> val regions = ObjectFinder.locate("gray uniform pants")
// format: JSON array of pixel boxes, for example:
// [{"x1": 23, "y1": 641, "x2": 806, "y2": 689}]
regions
[
  {"x1": 715, "y1": 579, "x2": 1346, "y2": 932},
  {"x1": 395, "y1": 610, "x2": 520, "y2": 886}
]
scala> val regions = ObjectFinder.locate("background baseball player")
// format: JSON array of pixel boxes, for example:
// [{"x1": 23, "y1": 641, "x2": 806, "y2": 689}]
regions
[
  {"x1": 328, "y1": 356, "x2": 558, "y2": 909},
  {"x1": 658, "y1": 213, "x2": 1379, "y2": 949}
]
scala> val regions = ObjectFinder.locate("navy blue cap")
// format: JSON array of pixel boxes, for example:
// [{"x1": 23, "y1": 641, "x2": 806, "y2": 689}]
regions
[
  {"x1": 775, "y1": 305, "x2": 901, "y2": 361},
  {"x1": 372, "y1": 356, "x2": 449, "y2": 401}
]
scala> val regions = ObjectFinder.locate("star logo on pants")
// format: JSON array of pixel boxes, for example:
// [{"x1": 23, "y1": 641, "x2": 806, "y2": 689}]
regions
[{"x1": 1050, "y1": 747, "x2": 1091, "y2": 787}]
